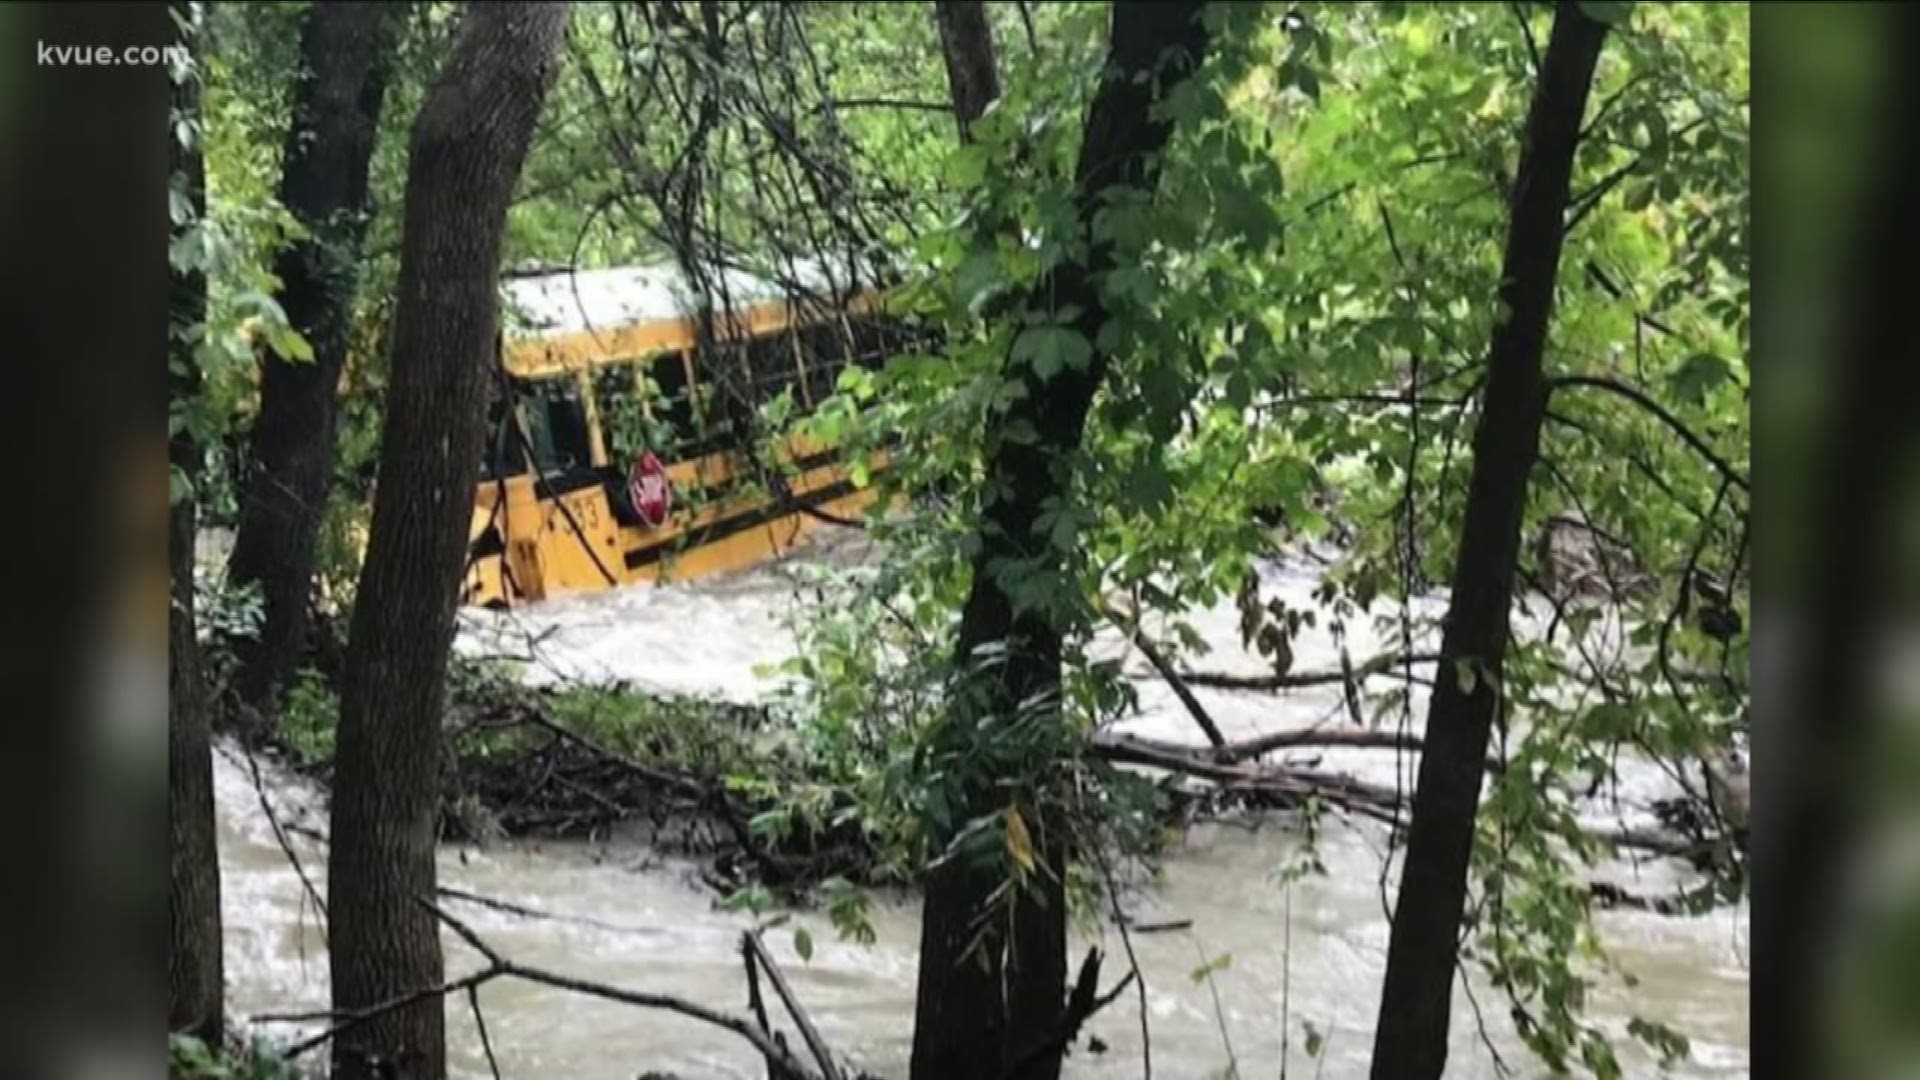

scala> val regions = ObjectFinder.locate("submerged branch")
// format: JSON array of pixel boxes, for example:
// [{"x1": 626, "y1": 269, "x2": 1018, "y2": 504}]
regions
[
  {"x1": 1091, "y1": 731, "x2": 1405, "y2": 824},
  {"x1": 278, "y1": 899, "x2": 830, "y2": 1080}
]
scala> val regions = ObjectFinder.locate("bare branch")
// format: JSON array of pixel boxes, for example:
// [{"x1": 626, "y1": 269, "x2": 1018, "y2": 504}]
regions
[
  {"x1": 744, "y1": 930, "x2": 845, "y2": 1080},
  {"x1": 825, "y1": 96, "x2": 952, "y2": 114},
  {"x1": 1119, "y1": 627, "x2": 1227, "y2": 749},
  {"x1": 1547, "y1": 374, "x2": 1749, "y2": 493}
]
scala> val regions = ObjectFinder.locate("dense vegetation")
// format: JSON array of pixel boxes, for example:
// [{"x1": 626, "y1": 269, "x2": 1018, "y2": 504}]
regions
[{"x1": 169, "y1": 2, "x2": 1748, "y2": 1078}]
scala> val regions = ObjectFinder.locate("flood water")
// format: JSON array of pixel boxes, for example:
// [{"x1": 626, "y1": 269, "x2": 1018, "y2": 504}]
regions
[{"x1": 216, "y1": 535, "x2": 1748, "y2": 1078}]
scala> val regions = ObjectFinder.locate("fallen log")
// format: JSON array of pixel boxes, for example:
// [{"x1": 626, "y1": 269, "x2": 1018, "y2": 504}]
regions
[
  {"x1": 1092, "y1": 732, "x2": 1727, "y2": 864},
  {"x1": 1090, "y1": 731, "x2": 1405, "y2": 822},
  {"x1": 1215, "y1": 725, "x2": 1427, "y2": 763},
  {"x1": 1171, "y1": 651, "x2": 1443, "y2": 693}
]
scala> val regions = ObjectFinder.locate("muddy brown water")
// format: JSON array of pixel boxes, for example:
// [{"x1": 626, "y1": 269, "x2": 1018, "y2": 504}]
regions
[{"x1": 217, "y1": 538, "x2": 1748, "y2": 1078}]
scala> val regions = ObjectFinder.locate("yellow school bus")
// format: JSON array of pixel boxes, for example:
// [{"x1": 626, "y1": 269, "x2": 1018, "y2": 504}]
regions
[{"x1": 462, "y1": 261, "x2": 909, "y2": 608}]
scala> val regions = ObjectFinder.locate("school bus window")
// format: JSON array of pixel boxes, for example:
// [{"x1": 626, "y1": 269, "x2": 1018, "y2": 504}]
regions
[
  {"x1": 796, "y1": 321, "x2": 850, "y2": 406},
  {"x1": 744, "y1": 331, "x2": 801, "y2": 407},
  {"x1": 592, "y1": 366, "x2": 644, "y2": 462},
  {"x1": 479, "y1": 380, "x2": 527, "y2": 479},
  {"x1": 521, "y1": 376, "x2": 594, "y2": 477},
  {"x1": 700, "y1": 361, "x2": 754, "y2": 446},
  {"x1": 643, "y1": 351, "x2": 700, "y2": 450},
  {"x1": 849, "y1": 315, "x2": 902, "y2": 372}
]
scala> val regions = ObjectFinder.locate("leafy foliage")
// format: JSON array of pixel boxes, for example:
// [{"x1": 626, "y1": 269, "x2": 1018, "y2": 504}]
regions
[
  {"x1": 168, "y1": 1034, "x2": 298, "y2": 1080},
  {"x1": 186, "y1": 2, "x2": 1747, "y2": 1073}
]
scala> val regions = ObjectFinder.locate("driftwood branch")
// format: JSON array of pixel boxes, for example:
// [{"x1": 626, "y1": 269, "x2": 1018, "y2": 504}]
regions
[
  {"x1": 467, "y1": 986, "x2": 502, "y2": 1080},
  {"x1": 1091, "y1": 732, "x2": 1405, "y2": 825},
  {"x1": 234, "y1": 741, "x2": 329, "y2": 938},
  {"x1": 278, "y1": 900, "x2": 828, "y2": 1080},
  {"x1": 482, "y1": 705, "x2": 814, "y2": 886},
  {"x1": 1123, "y1": 625, "x2": 1227, "y2": 749},
  {"x1": 1100, "y1": 596, "x2": 1227, "y2": 749},
  {"x1": 1095, "y1": 732, "x2": 1717, "y2": 867},
  {"x1": 744, "y1": 930, "x2": 844, "y2": 1080},
  {"x1": 1171, "y1": 651, "x2": 1443, "y2": 693},
  {"x1": 740, "y1": 937, "x2": 787, "y2": 1079},
  {"x1": 1213, "y1": 726, "x2": 1427, "y2": 764}
]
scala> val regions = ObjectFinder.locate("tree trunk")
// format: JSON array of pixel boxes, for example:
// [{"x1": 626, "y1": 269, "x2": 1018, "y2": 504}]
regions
[
  {"x1": 325, "y1": 7, "x2": 567, "y2": 1080},
  {"x1": 932, "y1": 0, "x2": 1000, "y2": 139},
  {"x1": 168, "y1": 3, "x2": 224, "y2": 1045},
  {"x1": 909, "y1": 6, "x2": 1210, "y2": 1080},
  {"x1": 1761, "y1": 7, "x2": 1916, "y2": 1075},
  {"x1": 1368, "y1": 7, "x2": 1608, "y2": 1079},
  {"x1": 227, "y1": 0, "x2": 404, "y2": 724}
]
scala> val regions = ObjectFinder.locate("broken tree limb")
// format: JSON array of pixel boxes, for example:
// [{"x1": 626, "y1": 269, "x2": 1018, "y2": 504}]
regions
[
  {"x1": 280, "y1": 900, "x2": 827, "y2": 1080},
  {"x1": 1127, "y1": 626, "x2": 1229, "y2": 749},
  {"x1": 481, "y1": 705, "x2": 820, "y2": 887},
  {"x1": 1096, "y1": 725, "x2": 1432, "y2": 765},
  {"x1": 1095, "y1": 733, "x2": 1678, "y2": 852},
  {"x1": 1337, "y1": 644, "x2": 1366, "y2": 728},
  {"x1": 1125, "y1": 918, "x2": 1193, "y2": 935},
  {"x1": 1172, "y1": 651, "x2": 1444, "y2": 693},
  {"x1": 743, "y1": 930, "x2": 844, "y2": 1080},
  {"x1": 1005, "y1": 948, "x2": 1136, "y2": 1075},
  {"x1": 1214, "y1": 725, "x2": 1427, "y2": 764},
  {"x1": 1090, "y1": 732, "x2": 1405, "y2": 822},
  {"x1": 1099, "y1": 595, "x2": 1227, "y2": 749}
]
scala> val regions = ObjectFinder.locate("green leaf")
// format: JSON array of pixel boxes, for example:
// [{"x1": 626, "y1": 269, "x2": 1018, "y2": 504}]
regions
[
  {"x1": 265, "y1": 325, "x2": 313, "y2": 363},
  {"x1": 1581, "y1": 702, "x2": 1635, "y2": 740},
  {"x1": 1225, "y1": 370, "x2": 1253, "y2": 410},
  {"x1": 1190, "y1": 952, "x2": 1233, "y2": 983},
  {"x1": 1012, "y1": 326, "x2": 1093, "y2": 382},
  {"x1": 793, "y1": 926, "x2": 814, "y2": 962},
  {"x1": 1127, "y1": 460, "x2": 1175, "y2": 512},
  {"x1": 1456, "y1": 659, "x2": 1478, "y2": 695},
  {"x1": 949, "y1": 144, "x2": 990, "y2": 189},
  {"x1": 1670, "y1": 352, "x2": 1733, "y2": 403}
]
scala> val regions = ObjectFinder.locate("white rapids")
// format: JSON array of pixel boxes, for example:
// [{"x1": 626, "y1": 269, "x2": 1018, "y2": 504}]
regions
[{"x1": 218, "y1": 532, "x2": 1748, "y2": 1078}]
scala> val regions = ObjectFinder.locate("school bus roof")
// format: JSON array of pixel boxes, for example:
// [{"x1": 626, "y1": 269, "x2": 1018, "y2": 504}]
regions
[{"x1": 498, "y1": 258, "x2": 882, "y2": 378}]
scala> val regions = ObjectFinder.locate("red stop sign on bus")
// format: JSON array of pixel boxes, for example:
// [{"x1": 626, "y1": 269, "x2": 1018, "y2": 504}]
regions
[{"x1": 627, "y1": 451, "x2": 673, "y2": 528}]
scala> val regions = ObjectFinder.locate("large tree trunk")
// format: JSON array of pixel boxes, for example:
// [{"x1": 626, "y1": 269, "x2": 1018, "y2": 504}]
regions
[
  {"x1": 227, "y1": 1, "x2": 404, "y2": 725},
  {"x1": 909, "y1": 6, "x2": 1210, "y2": 1080},
  {"x1": 1368, "y1": 6, "x2": 1608, "y2": 1079},
  {"x1": 932, "y1": 0, "x2": 1000, "y2": 139},
  {"x1": 167, "y1": 2, "x2": 224, "y2": 1046},
  {"x1": 1761, "y1": 7, "x2": 1915, "y2": 1075},
  {"x1": 325, "y1": 7, "x2": 567, "y2": 1080}
]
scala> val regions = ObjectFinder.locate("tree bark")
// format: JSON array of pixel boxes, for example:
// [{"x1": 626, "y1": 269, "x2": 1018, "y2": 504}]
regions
[
  {"x1": 325, "y1": 7, "x2": 567, "y2": 1080},
  {"x1": 1368, "y1": 7, "x2": 1608, "y2": 1079},
  {"x1": 932, "y1": 0, "x2": 1000, "y2": 139},
  {"x1": 168, "y1": 3, "x2": 224, "y2": 1045},
  {"x1": 909, "y1": 6, "x2": 1210, "y2": 1080},
  {"x1": 227, "y1": 1, "x2": 405, "y2": 724}
]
